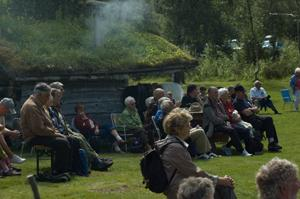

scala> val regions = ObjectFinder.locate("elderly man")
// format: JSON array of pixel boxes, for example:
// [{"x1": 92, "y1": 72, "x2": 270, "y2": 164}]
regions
[
  {"x1": 290, "y1": 67, "x2": 300, "y2": 111},
  {"x1": 48, "y1": 84, "x2": 113, "y2": 171},
  {"x1": 20, "y1": 83, "x2": 72, "y2": 174},
  {"x1": 118, "y1": 96, "x2": 151, "y2": 151},
  {"x1": 233, "y1": 85, "x2": 282, "y2": 152},
  {"x1": 249, "y1": 80, "x2": 279, "y2": 114},
  {"x1": 181, "y1": 84, "x2": 200, "y2": 108},
  {"x1": 0, "y1": 98, "x2": 25, "y2": 164},
  {"x1": 256, "y1": 157, "x2": 300, "y2": 199},
  {"x1": 203, "y1": 87, "x2": 251, "y2": 156}
]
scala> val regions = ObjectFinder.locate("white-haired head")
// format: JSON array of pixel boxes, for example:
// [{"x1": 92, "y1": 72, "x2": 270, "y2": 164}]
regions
[
  {"x1": 124, "y1": 96, "x2": 136, "y2": 106},
  {"x1": 295, "y1": 67, "x2": 300, "y2": 76},
  {"x1": 218, "y1": 88, "x2": 229, "y2": 98},
  {"x1": 145, "y1": 96, "x2": 155, "y2": 108}
]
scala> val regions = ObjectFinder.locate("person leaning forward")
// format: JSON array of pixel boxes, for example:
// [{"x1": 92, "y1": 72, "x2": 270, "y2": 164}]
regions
[{"x1": 20, "y1": 82, "x2": 72, "y2": 174}]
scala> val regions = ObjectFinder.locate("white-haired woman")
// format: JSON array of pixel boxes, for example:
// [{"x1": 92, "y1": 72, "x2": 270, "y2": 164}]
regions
[
  {"x1": 256, "y1": 157, "x2": 300, "y2": 199},
  {"x1": 290, "y1": 67, "x2": 300, "y2": 111},
  {"x1": 118, "y1": 96, "x2": 151, "y2": 151},
  {"x1": 218, "y1": 87, "x2": 253, "y2": 156},
  {"x1": 158, "y1": 108, "x2": 236, "y2": 199}
]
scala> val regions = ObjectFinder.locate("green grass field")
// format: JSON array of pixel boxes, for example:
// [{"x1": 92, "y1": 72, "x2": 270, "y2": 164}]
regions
[{"x1": 1, "y1": 79, "x2": 299, "y2": 199}]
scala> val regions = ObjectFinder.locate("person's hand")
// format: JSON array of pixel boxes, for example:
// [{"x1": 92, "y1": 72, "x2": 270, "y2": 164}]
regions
[
  {"x1": 9, "y1": 130, "x2": 21, "y2": 139},
  {"x1": 218, "y1": 175, "x2": 235, "y2": 188},
  {"x1": 55, "y1": 133, "x2": 66, "y2": 139},
  {"x1": 95, "y1": 126, "x2": 100, "y2": 135}
]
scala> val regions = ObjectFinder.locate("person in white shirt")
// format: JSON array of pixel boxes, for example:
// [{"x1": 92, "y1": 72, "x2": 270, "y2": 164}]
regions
[{"x1": 249, "y1": 80, "x2": 280, "y2": 114}]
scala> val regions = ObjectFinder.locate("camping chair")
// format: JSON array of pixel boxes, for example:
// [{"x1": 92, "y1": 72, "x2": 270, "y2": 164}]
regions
[
  {"x1": 151, "y1": 116, "x2": 161, "y2": 140},
  {"x1": 280, "y1": 89, "x2": 293, "y2": 109},
  {"x1": 111, "y1": 113, "x2": 134, "y2": 152}
]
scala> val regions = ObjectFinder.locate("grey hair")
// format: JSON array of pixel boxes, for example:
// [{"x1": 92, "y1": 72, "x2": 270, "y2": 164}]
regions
[
  {"x1": 145, "y1": 96, "x2": 154, "y2": 108},
  {"x1": 33, "y1": 82, "x2": 51, "y2": 95},
  {"x1": 218, "y1": 88, "x2": 228, "y2": 98},
  {"x1": 295, "y1": 67, "x2": 300, "y2": 74},
  {"x1": 256, "y1": 157, "x2": 299, "y2": 199},
  {"x1": 177, "y1": 177, "x2": 214, "y2": 199},
  {"x1": 158, "y1": 97, "x2": 170, "y2": 105},
  {"x1": 124, "y1": 96, "x2": 135, "y2": 106},
  {"x1": 160, "y1": 99, "x2": 172, "y2": 111},
  {"x1": 50, "y1": 81, "x2": 64, "y2": 90}
]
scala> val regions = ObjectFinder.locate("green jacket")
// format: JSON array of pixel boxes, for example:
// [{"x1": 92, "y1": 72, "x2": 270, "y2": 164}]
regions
[{"x1": 118, "y1": 107, "x2": 143, "y2": 129}]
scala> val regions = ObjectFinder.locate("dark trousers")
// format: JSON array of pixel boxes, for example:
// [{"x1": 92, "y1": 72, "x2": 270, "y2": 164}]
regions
[
  {"x1": 214, "y1": 125, "x2": 244, "y2": 153},
  {"x1": 30, "y1": 136, "x2": 72, "y2": 174},
  {"x1": 245, "y1": 115, "x2": 279, "y2": 143},
  {"x1": 259, "y1": 97, "x2": 278, "y2": 113},
  {"x1": 233, "y1": 126, "x2": 252, "y2": 148},
  {"x1": 128, "y1": 128, "x2": 149, "y2": 147}
]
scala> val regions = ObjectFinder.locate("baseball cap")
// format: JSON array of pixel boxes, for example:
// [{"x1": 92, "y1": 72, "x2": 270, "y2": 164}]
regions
[{"x1": 0, "y1": 98, "x2": 16, "y2": 114}]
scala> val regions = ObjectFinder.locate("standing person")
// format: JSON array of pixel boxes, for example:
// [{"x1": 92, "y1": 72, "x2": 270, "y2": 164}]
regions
[
  {"x1": 181, "y1": 85, "x2": 200, "y2": 108},
  {"x1": 249, "y1": 80, "x2": 280, "y2": 114},
  {"x1": 0, "y1": 98, "x2": 25, "y2": 164},
  {"x1": 159, "y1": 108, "x2": 237, "y2": 199},
  {"x1": 233, "y1": 85, "x2": 282, "y2": 152},
  {"x1": 256, "y1": 157, "x2": 300, "y2": 199},
  {"x1": 20, "y1": 83, "x2": 72, "y2": 174},
  {"x1": 290, "y1": 67, "x2": 300, "y2": 111}
]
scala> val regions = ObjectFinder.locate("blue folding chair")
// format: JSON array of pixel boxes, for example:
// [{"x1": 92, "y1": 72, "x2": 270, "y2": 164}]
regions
[{"x1": 280, "y1": 89, "x2": 293, "y2": 109}]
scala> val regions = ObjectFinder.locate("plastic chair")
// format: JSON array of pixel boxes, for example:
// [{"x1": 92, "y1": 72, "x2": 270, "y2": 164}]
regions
[{"x1": 280, "y1": 89, "x2": 293, "y2": 109}]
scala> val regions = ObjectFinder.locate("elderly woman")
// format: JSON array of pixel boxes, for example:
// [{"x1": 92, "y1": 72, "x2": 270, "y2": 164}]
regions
[
  {"x1": 218, "y1": 88, "x2": 253, "y2": 156},
  {"x1": 177, "y1": 177, "x2": 214, "y2": 199},
  {"x1": 158, "y1": 108, "x2": 236, "y2": 199},
  {"x1": 118, "y1": 96, "x2": 151, "y2": 151},
  {"x1": 290, "y1": 67, "x2": 300, "y2": 111},
  {"x1": 256, "y1": 157, "x2": 300, "y2": 199}
]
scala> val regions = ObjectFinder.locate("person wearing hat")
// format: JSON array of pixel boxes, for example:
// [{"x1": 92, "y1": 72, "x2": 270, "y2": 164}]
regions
[
  {"x1": 0, "y1": 98, "x2": 26, "y2": 164},
  {"x1": 233, "y1": 85, "x2": 282, "y2": 152},
  {"x1": 249, "y1": 80, "x2": 280, "y2": 114}
]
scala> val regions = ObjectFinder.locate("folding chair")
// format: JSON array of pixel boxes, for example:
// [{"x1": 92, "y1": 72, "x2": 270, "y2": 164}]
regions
[
  {"x1": 151, "y1": 116, "x2": 161, "y2": 140},
  {"x1": 111, "y1": 113, "x2": 134, "y2": 152},
  {"x1": 280, "y1": 89, "x2": 293, "y2": 109}
]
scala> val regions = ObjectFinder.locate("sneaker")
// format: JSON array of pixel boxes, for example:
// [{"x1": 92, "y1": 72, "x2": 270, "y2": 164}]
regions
[
  {"x1": 91, "y1": 158, "x2": 113, "y2": 171},
  {"x1": 10, "y1": 154, "x2": 26, "y2": 164},
  {"x1": 268, "y1": 143, "x2": 281, "y2": 152},
  {"x1": 113, "y1": 143, "x2": 124, "y2": 153},
  {"x1": 196, "y1": 154, "x2": 210, "y2": 160},
  {"x1": 241, "y1": 149, "x2": 252, "y2": 157},
  {"x1": 221, "y1": 146, "x2": 232, "y2": 156},
  {"x1": 208, "y1": 152, "x2": 220, "y2": 158}
]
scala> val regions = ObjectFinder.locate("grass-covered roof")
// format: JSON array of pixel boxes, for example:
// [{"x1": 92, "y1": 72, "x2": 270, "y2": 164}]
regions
[{"x1": 0, "y1": 16, "x2": 197, "y2": 78}]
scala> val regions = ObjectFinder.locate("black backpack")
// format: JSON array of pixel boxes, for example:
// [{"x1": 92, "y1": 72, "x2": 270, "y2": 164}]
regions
[{"x1": 140, "y1": 137, "x2": 184, "y2": 193}]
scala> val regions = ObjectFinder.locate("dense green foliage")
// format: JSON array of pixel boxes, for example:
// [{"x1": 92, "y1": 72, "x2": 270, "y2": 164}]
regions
[
  {"x1": 1, "y1": 0, "x2": 300, "y2": 79},
  {"x1": 0, "y1": 15, "x2": 193, "y2": 75},
  {"x1": 0, "y1": 80, "x2": 298, "y2": 199}
]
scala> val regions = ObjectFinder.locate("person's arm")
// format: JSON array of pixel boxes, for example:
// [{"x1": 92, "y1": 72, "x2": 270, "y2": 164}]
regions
[
  {"x1": 203, "y1": 104, "x2": 225, "y2": 125},
  {"x1": 165, "y1": 144, "x2": 234, "y2": 188}
]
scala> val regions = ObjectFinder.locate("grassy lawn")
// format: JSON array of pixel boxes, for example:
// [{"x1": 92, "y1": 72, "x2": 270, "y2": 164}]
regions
[{"x1": 1, "y1": 79, "x2": 299, "y2": 199}]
